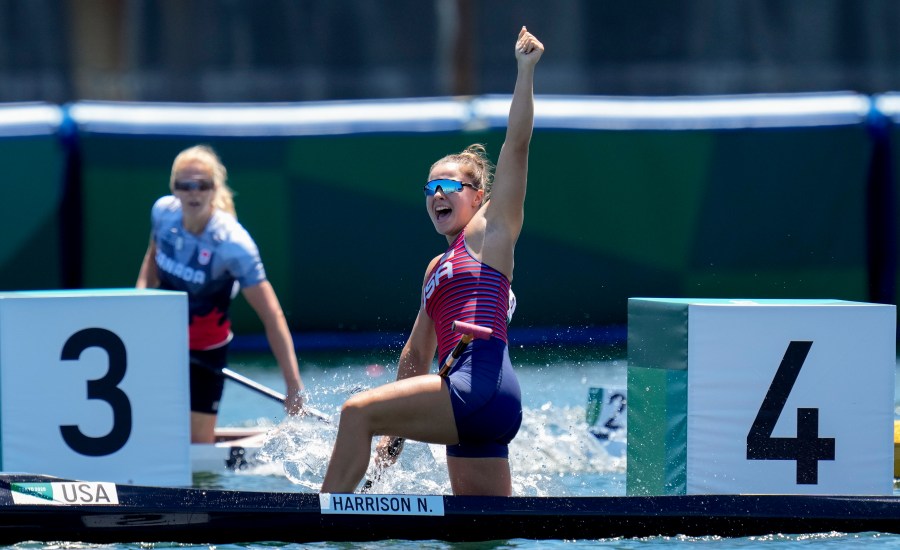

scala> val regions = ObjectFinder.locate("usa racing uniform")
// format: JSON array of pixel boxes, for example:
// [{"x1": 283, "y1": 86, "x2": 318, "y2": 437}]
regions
[{"x1": 423, "y1": 230, "x2": 522, "y2": 458}]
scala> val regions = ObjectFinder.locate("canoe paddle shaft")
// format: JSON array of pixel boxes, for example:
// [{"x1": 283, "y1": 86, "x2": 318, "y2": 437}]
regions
[
  {"x1": 437, "y1": 320, "x2": 493, "y2": 377},
  {"x1": 221, "y1": 366, "x2": 286, "y2": 402},
  {"x1": 191, "y1": 358, "x2": 330, "y2": 423}
]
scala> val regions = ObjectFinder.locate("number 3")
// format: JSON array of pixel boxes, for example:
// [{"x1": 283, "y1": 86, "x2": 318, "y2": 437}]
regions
[{"x1": 59, "y1": 328, "x2": 133, "y2": 456}]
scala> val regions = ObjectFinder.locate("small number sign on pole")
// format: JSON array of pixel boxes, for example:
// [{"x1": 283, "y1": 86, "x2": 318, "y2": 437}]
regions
[
  {"x1": 627, "y1": 298, "x2": 896, "y2": 496},
  {"x1": 0, "y1": 289, "x2": 189, "y2": 486}
]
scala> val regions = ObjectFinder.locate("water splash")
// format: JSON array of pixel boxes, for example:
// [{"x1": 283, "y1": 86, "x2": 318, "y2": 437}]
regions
[
  {"x1": 513, "y1": 403, "x2": 626, "y2": 474},
  {"x1": 253, "y1": 401, "x2": 625, "y2": 496},
  {"x1": 361, "y1": 442, "x2": 450, "y2": 495},
  {"x1": 255, "y1": 415, "x2": 338, "y2": 491}
]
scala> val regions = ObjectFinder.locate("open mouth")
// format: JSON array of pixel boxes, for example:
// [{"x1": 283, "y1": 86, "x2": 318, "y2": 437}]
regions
[{"x1": 435, "y1": 204, "x2": 452, "y2": 222}]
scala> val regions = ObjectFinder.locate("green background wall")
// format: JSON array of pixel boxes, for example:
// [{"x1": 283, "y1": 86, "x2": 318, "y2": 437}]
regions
[
  {"x1": 72, "y1": 97, "x2": 874, "y2": 338},
  {"x1": 874, "y1": 94, "x2": 900, "y2": 308},
  {"x1": 0, "y1": 106, "x2": 67, "y2": 291}
]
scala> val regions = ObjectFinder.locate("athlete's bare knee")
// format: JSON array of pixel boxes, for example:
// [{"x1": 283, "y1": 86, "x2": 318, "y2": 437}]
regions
[{"x1": 338, "y1": 394, "x2": 373, "y2": 431}]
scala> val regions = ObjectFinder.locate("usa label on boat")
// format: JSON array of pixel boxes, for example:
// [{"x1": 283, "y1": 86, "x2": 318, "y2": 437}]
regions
[{"x1": 10, "y1": 482, "x2": 119, "y2": 505}]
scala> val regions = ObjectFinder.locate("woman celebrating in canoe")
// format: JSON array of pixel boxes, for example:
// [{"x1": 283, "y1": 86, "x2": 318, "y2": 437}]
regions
[
  {"x1": 322, "y1": 26, "x2": 543, "y2": 496},
  {"x1": 136, "y1": 145, "x2": 305, "y2": 443}
]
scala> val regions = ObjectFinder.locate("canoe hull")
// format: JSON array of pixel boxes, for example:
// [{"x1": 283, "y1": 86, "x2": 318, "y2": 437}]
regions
[{"x1": 1, "y1": 474, "x2": 900, "y2": 544}]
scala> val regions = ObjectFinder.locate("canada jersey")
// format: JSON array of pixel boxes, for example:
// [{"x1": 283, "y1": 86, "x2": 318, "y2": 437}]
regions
[
  {"x1": 423, "y1": 230, "x2": 510, "y2": 361},
  {"x1": 150, "y1": 196, "x2": 266, "y2": 350}
]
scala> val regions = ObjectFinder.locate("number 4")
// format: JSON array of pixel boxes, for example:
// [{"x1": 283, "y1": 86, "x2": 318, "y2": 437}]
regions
[{"x1": 746, "y1": 340, "x2": 835, "y2": 484}]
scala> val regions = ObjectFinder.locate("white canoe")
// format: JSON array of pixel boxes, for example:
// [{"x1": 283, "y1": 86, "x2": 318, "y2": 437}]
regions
[{"x1": 190, "y1": 427, "x2": 268, "y2": 473}]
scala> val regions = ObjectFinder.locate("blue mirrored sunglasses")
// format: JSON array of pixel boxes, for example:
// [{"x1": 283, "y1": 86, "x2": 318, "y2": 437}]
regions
[{"x1": 423, "y1": 179, "x2": 478, "y2": 196}]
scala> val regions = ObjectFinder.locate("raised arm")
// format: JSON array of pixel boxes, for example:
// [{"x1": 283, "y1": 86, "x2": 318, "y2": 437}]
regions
[{"x1": 486, "y1": 26, "x2": 544, "y2": 237}]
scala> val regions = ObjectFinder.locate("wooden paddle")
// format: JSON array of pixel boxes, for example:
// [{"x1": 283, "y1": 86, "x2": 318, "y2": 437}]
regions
[
  {"x1": 191, "y1": 358, "x2": 331, "y2": 423},
  {"x1": 362, "y1": 320, "x2": 493, "y2": 491}
]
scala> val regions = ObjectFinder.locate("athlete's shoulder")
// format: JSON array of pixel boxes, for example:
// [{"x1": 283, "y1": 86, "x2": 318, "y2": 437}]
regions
[
  {"x1": 208, "y1": 211, "x2": 260, "y2": 255},
  {"x1": 207, "y1": 210, "x2": 248, "y2": 238},
  {"x1": 153, "y1": 195, "x2": 180, "y2": 212},
  {"x1": 151, "y1": 195, "x2": 181, "y2": 226}
]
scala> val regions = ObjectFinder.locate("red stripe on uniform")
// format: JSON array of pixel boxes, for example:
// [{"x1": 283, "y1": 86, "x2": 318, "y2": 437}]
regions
[{"x1": 424, "y1": 231, "x2": 510, "y2": 361}]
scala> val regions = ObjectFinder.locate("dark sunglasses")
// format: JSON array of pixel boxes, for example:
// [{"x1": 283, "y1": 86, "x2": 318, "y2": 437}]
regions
[
  {"x1": 174, "y1": 179, "x2": 214, "y2": 192},
  {"x1": 423, "y1": 179, "x2": 478, "y2": 196}
]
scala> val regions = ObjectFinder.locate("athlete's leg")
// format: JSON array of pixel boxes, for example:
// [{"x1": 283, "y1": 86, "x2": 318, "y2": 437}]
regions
[
  {"x1": 321, "y1": 374, "x2": 458, "y2": 493},
  {"x1": 447, "y1": 456, "x2": 512, "y2": 496},
  {"x1": 188, "y1": 347, "x2": 226, "y2": 444},
  {"x1": 191, "y1": 411, "x2": 218, "y2": 444}
]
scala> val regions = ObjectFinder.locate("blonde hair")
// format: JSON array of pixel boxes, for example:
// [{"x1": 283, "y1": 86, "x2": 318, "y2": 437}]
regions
[
  {"x1": 430, "y1": 143, "x2": 495, "y2": 196},
  {"x1": 169, "y1": 145, "x2": 237, "y2": 217}
]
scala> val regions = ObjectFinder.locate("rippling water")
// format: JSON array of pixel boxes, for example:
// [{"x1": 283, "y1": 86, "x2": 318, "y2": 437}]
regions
[{"x1": 7, "y1": 346, "x2": 900, "y2": 549}]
